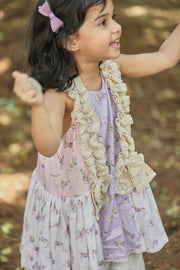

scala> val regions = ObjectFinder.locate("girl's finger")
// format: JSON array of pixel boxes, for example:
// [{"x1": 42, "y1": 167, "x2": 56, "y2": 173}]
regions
[
  {"x1": 24, "y1": 89, "x2": 38, "y2": 99},
  {"x1": 12, "y1": 71, "x2": 19, "y2": 78},
  {"x1": 12, "y1": 71, "x2": 28, "y2": 79},
  {"x1": 21, "y1": 92, "x2": 43, "y2": 106}
]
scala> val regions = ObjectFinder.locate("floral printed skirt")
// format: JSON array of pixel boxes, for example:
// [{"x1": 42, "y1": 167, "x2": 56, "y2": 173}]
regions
[
  {"x1": 99, "y1": 184, "x2": 169, "y2": 262},
  {"x1": 21, "y1": 170, "x2": 169, "y2": 270},
  {"x1": 21, "y1": 170, "x2": 104, "y2": 270}
]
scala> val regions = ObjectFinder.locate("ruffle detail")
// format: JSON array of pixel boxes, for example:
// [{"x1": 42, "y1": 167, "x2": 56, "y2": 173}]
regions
[
  {"x1": 100, "y1": 60, "x2": 156, "y2": 194},
  {"x1": 67, "y1": 60, "x2": 156, "y2": 218},
  {"x1": 68, "y1": 78, "x2": 112, "y2": 220}
]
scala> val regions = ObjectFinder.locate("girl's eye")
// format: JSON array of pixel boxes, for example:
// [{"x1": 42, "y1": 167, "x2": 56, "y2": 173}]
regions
[
  {"x1": 99, "y1": 20, "x2": 106, "y2": 26},
  {"x1": 99, "y1": 14, "x2": 117, "y2": 26}
]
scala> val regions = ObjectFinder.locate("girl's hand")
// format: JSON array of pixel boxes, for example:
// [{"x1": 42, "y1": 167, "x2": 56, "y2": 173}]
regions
[{"x1": 12, "y1": 71, "x2": 44, "y2": 106}]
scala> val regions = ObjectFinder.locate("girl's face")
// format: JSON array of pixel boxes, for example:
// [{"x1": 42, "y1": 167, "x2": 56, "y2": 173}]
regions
[{"x1": 73, "y1": 0, "x2": 122, "y2": 66}]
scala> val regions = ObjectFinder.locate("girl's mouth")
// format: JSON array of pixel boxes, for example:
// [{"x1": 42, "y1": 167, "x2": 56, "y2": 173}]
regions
[{"x1": 110, "y1": 40, "x2": 120, "y2": 49}]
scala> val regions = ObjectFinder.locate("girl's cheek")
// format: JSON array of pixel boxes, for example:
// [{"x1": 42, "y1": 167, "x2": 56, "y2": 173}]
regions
[
  {"x1": 105, "y1": 32, "x2": 112, "y2": 43},
  {"x1": 98, "y1": 29, "x2": 111, "y2": 40}
]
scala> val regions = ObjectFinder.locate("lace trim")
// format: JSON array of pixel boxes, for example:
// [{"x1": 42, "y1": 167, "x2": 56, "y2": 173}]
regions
[
  {"x1": 67, "y1": 60, "x2": 156, "y2": 218},
  {"x1": 100, "y1": 60, "x2": 156, "y2": 194},
  {"x1": 68, "y1": 77, "x2": 112, "y2": 220}
]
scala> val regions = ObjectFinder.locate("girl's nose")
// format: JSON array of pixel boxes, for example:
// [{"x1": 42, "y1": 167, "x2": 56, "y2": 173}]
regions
[{"x1": 113, "y1": 20, "x2": 122, "y2": 37}]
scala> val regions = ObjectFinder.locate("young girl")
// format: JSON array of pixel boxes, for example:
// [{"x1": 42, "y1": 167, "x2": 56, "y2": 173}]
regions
[{"x1": 12, "y1": 0, "x2": 180, "y2": 269}]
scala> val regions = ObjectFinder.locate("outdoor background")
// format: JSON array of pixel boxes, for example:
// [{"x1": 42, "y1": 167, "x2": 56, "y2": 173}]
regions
[{"x1": 0, "y1": 0, "x2": 180, "y2": 269}]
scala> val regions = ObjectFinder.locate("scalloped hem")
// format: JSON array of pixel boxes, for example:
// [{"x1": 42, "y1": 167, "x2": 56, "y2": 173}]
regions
[{"x1": 104, "y1": 239, "x2": 169, "y2": 263}]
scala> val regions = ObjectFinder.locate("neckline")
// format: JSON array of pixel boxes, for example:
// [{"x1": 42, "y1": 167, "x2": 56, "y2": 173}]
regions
[{"x1": 79, "y1": 70, "x2": 105, "y2": 94}]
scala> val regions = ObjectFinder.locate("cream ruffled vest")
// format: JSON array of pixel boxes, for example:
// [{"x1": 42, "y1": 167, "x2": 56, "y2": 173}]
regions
[{"x1": 67, "y1": 60, "x2": 156, "y2": 219}]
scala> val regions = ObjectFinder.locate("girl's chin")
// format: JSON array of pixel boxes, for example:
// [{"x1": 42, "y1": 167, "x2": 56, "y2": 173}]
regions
[{"x1": 111, "y1": 50, "x2": 120, "y2": 59}]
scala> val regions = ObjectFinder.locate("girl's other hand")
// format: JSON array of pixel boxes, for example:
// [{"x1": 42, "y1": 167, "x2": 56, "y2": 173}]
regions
[{"x1": 12, "y1": 71, "x2": 44, "y2": 106}]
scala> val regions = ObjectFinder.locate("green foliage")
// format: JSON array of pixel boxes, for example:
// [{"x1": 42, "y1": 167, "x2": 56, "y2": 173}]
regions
[
  {"x1": 0, "y1": 255, "x2": 9, "y2": 263},
  {"x1": 1, "y1": 222, "x2": 14, "y2": 236},
  {"x1": 1, "y1": 247, "x2": 13, "y2": 255},
  {"x1": 166, "y1": 200, "x2": 180, "y2": 218},
  {"x1": 0, "y1": 32, "x2": 4, "y2": 41},
  {"x1": 0, "y1": 97, "x2": 23, "y2": 117},
  {"x1": 150, "y1": 180, "x2": 158, "y2": 189},
  {"x1": 0, "y1": 247, "x2": 13, "y2": 265},
  {"x1": 0, "y1": 98, "x2": 16, "y2": 110},
  {"x1": 5, "y1": 166, "x2": 15, "y2": 174}
]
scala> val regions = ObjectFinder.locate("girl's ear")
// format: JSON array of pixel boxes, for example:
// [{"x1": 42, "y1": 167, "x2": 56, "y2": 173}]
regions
[{"x1": 66, "y1": 34, "x2": 79, "y2": 52}]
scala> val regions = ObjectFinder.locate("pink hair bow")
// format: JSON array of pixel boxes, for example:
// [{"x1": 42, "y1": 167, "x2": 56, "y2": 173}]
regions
[{"x1": 38, "y1": 0, "x2": 64, "y2": 33}]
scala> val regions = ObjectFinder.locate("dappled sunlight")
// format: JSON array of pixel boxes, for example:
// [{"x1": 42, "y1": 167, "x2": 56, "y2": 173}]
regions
[
  {"x1": 121, "y1": 6, "x2": 180, "y2": 23},
  {"x1": 8, "y1": 142, "x2": 22, "y2": 154},
  {"x1": 7, "y1": 140, "x2": 34, "y2": 155},
  {"x1": 151, "y1": 19, "x2": 167, "y2": 28},
  {"x1": 144, "y1": 28, "x2": 159, "y2": 47},
  {"x1": 0, "y1": 112, "x2": 12, "y2": 126},
  {"x1": 122, "y1": 6, "x2": 148, "y2": 17},
  {"x1": 0, "y1": 172, "x2": 31, "y2": 206},
  {"x1": 0, "y1": 10, "x2": 5, "y2": 20},
  {"x1": 0, "y1": 139, "x2": 34, "y2": 173},
  {"x1": 156, "y1": 88, "x2": 177, "y2": 100},
  {"x1": 119, "y1": 6, "x2": 180, "y2": 49},
  {"x1": 0, "y1": 57, "x2": 12, "y2": 74},
  {"x1": 164, "y1": 155, "x2": 180, "y2": 170}
]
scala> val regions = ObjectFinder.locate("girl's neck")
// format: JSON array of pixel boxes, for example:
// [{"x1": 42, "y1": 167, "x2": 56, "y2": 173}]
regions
[{"x1": 78, "y1": 62, "x2": 102, "y2": 92}]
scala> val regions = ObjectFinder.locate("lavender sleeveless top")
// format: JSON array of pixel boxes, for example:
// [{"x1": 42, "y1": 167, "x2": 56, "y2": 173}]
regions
[{"x1": 88, "y1": 73, "x2": 166, "y2": 261}]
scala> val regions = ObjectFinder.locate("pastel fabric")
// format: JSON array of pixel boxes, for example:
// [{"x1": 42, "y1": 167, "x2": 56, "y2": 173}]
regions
[
  {"x1": 20, "y1": 60, "x2": 168, "y2": 269},
  {"x1": 21, "y1": 173, "x2": 104, "y2": 269},
  {"x1": 88, "y1": 74, "x2": 168, "y2": 261},
  {"x1": 104, "y1": 253, "x2": 145, "y2": 270}
]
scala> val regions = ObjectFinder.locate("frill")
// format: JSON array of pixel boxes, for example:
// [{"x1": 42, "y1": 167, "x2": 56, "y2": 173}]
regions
[
  {"x1": 68, "y1": 77, "x2": 112, "y2": 219},
  {"x1": 67, "y1": 60, "x2": 156, "y2": 219},
  {"x1": 100, "y1": 60, "x2": 156, "y2": 194}
]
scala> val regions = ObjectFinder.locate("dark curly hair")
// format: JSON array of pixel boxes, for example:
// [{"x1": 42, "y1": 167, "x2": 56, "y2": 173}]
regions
[{"x1": 28, "y1": 0, "x2": 106, "y2": 92}]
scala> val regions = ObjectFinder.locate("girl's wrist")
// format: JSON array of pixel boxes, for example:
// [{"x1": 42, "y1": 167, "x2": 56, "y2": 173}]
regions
[{"x1": 31, "y1": 102, "x2": 45, "y2": 112}]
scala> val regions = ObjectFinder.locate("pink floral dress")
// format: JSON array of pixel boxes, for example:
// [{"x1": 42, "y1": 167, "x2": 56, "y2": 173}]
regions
[{"x1": 20, "y1": 60, "x2": 168, "y2": 270}]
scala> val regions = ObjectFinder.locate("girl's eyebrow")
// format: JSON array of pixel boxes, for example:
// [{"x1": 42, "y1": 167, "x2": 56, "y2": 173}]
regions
[
  {"x1": 94, "y1": 8, "x2": 115, "y2": 22},
  {"x1": 94, "y1": 13, "x2": 109, "y2": 22}
]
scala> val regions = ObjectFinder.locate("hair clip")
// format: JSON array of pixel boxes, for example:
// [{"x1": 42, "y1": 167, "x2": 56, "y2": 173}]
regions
[{"x1": 38, "y1": 0, "x2": 64, "y2": 33}]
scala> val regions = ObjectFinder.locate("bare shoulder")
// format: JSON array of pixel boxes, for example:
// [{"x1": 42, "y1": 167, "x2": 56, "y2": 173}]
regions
[{"x1": 43, "y1": 89, "x2": 73, "y2": 113}]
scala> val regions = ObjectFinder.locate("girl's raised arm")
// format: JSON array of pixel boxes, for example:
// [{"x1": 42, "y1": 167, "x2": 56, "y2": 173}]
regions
[
  {"x1": 115, "y1": 23, "x2": 180, "y2": 78},
  {"x1": 12, "y1": 72, "x2": 66, "y2": 157}
]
